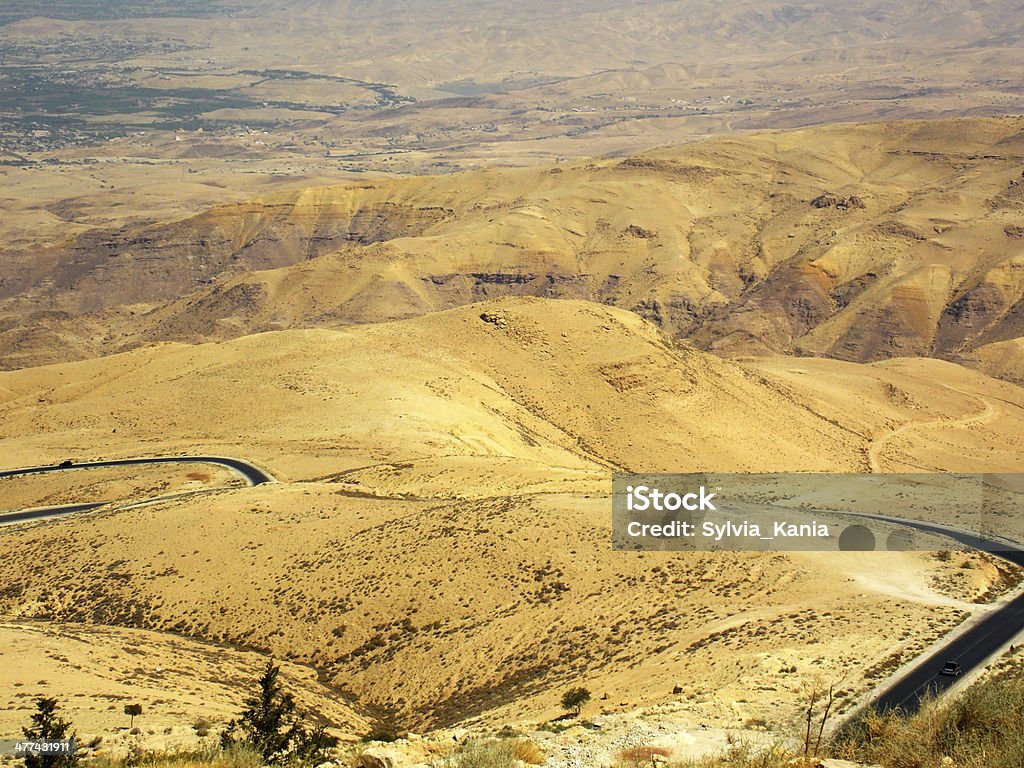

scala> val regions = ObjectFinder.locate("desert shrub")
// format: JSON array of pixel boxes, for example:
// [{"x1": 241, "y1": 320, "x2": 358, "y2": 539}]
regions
[
  {"x1": 509, "y1": 739, "x2": 544, "y2": 765},
  {"x1": 192, "y1": 719, "x2": 212, "y2": 738},
  {"x1": 360, "y1": 728, "x2": 400, "y2": 743},
  {"x1": 425, "y1": 739, "x2": 534, "y2": 768},
  {"x1": 443, "y1": 739, "x2": 519, "y2": 768},
  {"x1": 829, "y1": 666, "x2": 1024, "y2": 768},
  {"x1": 659, "y1": 741, "x2": 790, "y2": 768}
]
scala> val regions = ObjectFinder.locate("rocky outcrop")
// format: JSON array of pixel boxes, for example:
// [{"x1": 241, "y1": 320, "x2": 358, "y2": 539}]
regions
[
  {"x1": 625, "y1": 224, "x2": 657, "y2": 239},
  {"x1": 479, "y1": 311, "x2": 510, "y2": 329},
  {"x1": 357, "y1": 748, "x2": 402, "y2": 768},
  {"x1": 811, "y1": 192, "x2": 866, "y2": 210}
]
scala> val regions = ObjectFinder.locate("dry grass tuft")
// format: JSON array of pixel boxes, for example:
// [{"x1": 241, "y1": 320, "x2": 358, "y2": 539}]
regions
[
  {"x1": 88, "y1": 745, "x2": 264, "y2": 768},
  {"x1": 443, "y1": 738, "x2": 546, "y2": 768},
  {"x1": 509, "y1": 739, "x2": 544, "y2": 765},
  {"x1": 830, "y1": 664, "x2": 1024, "y2": 768}
]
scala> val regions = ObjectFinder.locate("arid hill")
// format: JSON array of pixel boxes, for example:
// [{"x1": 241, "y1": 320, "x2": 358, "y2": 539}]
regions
[
  {"x1": 4, "y1": 2, "x2": 1024, "y2": 756},
  {"x1": 3, "y1": 118, "x2": 1023, "y2": 381},
  {"x1": 0, "y1": 621, "x2": 368, "y2": 749},
  {"x1": 2, "y1": 298, "x2": 1023, "y2": 732}
]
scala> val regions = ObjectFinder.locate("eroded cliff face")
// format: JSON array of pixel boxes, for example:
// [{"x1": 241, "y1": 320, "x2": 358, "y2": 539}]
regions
[{"x1": 3, "y1": 118, "x2": 1023, "y2": 380}]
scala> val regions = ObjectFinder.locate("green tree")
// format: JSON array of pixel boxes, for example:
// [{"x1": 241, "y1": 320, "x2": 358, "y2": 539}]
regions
[
  {"x1": 124, "y1": 704, "x2": 142, "y2": 729},
  {"x1": 21, "y1": 697, "x2": 78, "y2": 768},
  {"x1": 560, "y1": 687, "x2": 591, "y2": 716},
  {"x1": 221, "y1": 661, "x2": 337, "y2": 766}
]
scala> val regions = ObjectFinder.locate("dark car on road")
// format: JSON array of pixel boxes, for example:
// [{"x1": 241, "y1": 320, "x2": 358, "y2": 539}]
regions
[
  {"x1": 939, "y1": 661, "x2": 962, "y2": 677},
  {"x1": 58, "y1": 459, "x2": 74, "y2": 468}
]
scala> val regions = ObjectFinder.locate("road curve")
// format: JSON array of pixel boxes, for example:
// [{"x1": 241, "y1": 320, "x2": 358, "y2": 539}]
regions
[
  {"x1": 853, "y1": 513, "x2": 1024, "y2": 714},
  {"x1": 0, "y1": 456, "x2": 274, "y2": 526},
  {"x1": 0, "y1": 456, "x2": 275, "y2": 485},
  {"x1": 0, "y1": 502, "x2": 108, "y2": 525},
  {"x1": 2, "y1": 459, "x2": 1020, "y2": 718}
]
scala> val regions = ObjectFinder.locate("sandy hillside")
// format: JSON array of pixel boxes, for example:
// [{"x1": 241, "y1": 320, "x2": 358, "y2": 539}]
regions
[
  {"x1": 0, "y1": 621, "x2": 368, "y2": 746},
  {"x1": 0, "y1": 298, "x2": 873, "y2": 478},
  {"x1": 966, "y1": 337, "x2": 1024, "y2": 387},
  {"x1": 2, "y1": 298, "x2": 1023, "y2": 734},
  {"x1": 3, "y1": 118, "x2": 1022, "y2": 381},
  {"x1": 4, "y1": 3, "x2": 1024, "y2": 760},
  {"x1": 0, "y1": 463, "x2": 245, "y2": 513},
  {"x1": 0, "y1": 483, "x2": 997, "y2": 736},
  {"x1": 749, "y1": 355, "x2": 1024, "y2": 474}
]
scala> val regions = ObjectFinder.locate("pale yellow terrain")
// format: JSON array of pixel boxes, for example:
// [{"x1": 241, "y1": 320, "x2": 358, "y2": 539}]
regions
[
  {"x1": 968, "y1": 337, "x2": 1024, "y2": 387},
  {"x1": 4, "y1": 119, "x2": 1022, "y2": 383},
  {"x1": 0, "y1": 162, "x2": 357, "y2": 250},
  {"x1": 750, "y1": 355, "x2": 1024, "y2": 474},
  {"x1": 3, "y1": 2, "x2": 1024, "y2": 758},
  {"x1": 1, "y1": 298, "x2": 1022, "y2": 736},
  {"x1": 0, "y1": 299, "x2": 872, "y2": 478},
  {"x1": 0, "y1": 483, "x2": 991, "y2": 735},
  {"x1": 0, "y1": 464, "x2": 244, "y2": 513},
  {"x1": 0, "y1": 621, "x2": 368, "y2": 745}
]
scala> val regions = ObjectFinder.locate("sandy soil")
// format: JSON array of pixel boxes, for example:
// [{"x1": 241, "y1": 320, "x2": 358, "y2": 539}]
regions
[
  {"x1": 1, "y1": 299, "x2": 1021, "y2": 737},
  {"x1": 1, "y1": 464, "x2": 245, "y2": 513},
  {"x1": 0, "y1": 620, "x2": 368, "y2": 750}
]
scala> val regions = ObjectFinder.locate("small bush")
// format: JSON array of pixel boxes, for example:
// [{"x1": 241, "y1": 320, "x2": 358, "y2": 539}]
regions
[
  {"x1": 360, "y1": 729, "x2": 400, "y2": 743},
  {"x1": 509, "y1": 739, "x2": 544, "y2": 765},
  {"x1": 654, "y1": 741, "x2": 790, "y2": 768},
  {"x1": 444, "y1": 740, "x2": 510, "y2": 768},
  {"x1": 192, "y1": 719, "x2": 211, "y2": 738}
]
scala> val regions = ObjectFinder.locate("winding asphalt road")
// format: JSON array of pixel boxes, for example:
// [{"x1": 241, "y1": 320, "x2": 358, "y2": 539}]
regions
[
  {"x1": 0, "y1": 456, "x2": 274, "y2": 525},
  {"x1": 853, "y1": 513, "x2": 1024, "y2": 714},
  {"x1": 2, "y1": 460, "x2": 1020, "y2": 716}
]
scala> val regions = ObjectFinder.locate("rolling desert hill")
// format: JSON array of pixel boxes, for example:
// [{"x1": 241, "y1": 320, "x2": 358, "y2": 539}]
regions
[
  {"x1": 3, "y1": 118, "x2": 1023, "y2": 383},
  {"x1": 0, "y1": 298, "x2": 873, "y2": 477},
  {"x1": 967, "y1": 336, "x2": 1024, "y2": 386},
  {"x1": 4, "y1": 1, "x2": 1024, "y2": 759},
  {"x1": 4, "y1": 0, "x2": 1023, "y2": 277},
  {"x1": 0, "y1": 621, "x2": 369, "y2": 751},
  {"x1": 2, "y1": 297, "x2": 1024, "y2": 733}
]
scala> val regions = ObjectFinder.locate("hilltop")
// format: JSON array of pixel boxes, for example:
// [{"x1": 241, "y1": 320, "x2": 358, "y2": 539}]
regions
[{"x1": 2, "y1": 298, "x2": 1023, "y2": 732}]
